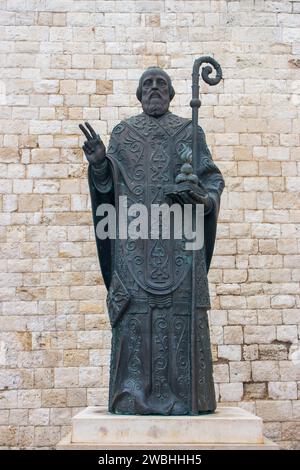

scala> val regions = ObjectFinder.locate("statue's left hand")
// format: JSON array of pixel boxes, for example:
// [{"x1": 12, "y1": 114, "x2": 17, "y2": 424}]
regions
[
  {"x1": 167, "y1": 181, "x2": 212, "y2": 210},
  {"x1": 176, "y1": 190, "x2": 211, "y2": 209}
]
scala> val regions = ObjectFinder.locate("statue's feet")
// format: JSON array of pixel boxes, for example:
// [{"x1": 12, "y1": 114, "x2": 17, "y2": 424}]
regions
[
  {"x1": 110, "y1": 387, "x2": 191, "y2": 416},
  {"x1": 170, "y1": 400, "x2": 189, "y2": 415}
]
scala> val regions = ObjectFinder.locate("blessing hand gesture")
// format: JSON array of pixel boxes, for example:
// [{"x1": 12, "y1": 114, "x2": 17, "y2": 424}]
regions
[{"x1": 79, "y1": 121, "x2": 106, "y2": 166}]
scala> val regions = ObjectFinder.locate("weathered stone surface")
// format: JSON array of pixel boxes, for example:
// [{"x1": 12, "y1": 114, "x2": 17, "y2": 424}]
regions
[
  {"x1": 229, "y1": 361, "x2": 251, "y2": 383},
  {"x1": 259, "y1": 344, "x2": 288, "y2": 361},
  {"x1": 64, "y1": 406, "x2": 270, "y2": 448},
  {"x1": 244, "y1": 326, "x2": 276, "y2": 344},
  {"x1": 244, "y1": 383, "x2": 268, "y2": 400},
  {"x1": 252, "y1": 361, "x2": 280, "y2": 382},
  {"x1": 268, "y1": 382, "x2": 297, "y2": 400},
  {"x1": 281, "y1": 422, "x2": 300, "y2": 441},
  {"x1": 219, "y1": 383, "x2": 244, "y2": 402},
  {"x1": 256, "y1": 400, "x2": 293, "y2": 422}
]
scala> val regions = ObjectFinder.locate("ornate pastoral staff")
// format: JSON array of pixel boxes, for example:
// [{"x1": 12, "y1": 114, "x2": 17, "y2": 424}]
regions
[{"x1": 189, "y1": 56, "x2": 223, "y2": 414}]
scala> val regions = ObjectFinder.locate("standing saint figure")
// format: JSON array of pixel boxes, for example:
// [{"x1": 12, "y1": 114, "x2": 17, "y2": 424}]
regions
[{"x1": 80, "y1": 66, "x2": 224, "y2": 415}]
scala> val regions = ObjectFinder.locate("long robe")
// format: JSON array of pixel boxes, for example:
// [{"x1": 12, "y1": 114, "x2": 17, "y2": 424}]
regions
[{"x1": 88, "y1": 111, "x2": 224, "y2": 415}]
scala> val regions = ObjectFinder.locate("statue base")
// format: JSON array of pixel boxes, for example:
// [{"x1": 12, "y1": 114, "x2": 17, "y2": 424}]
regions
[{"x1": 57, "y1": 406, "x2": 278, "y2": 450}]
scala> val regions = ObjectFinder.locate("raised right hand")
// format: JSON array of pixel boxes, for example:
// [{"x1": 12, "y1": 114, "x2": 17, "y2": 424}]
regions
[{"x1": 79, "y1": 121, "x2": 106, "y2": 166}]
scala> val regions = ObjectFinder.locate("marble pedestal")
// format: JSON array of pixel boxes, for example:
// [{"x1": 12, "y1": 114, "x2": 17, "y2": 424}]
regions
[{"x1": 57, "y1": 406, "x2": 278, "y2": 450}]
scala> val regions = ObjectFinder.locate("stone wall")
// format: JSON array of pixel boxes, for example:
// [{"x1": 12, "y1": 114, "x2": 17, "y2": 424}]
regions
[{"x1": 0, "y1": 0, "x2": 299, "y2": 449}]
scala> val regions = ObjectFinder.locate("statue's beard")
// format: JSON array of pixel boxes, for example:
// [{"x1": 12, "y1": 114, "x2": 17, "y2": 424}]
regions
[{"x1": 142, "y1": 94, "x2": 170, "y2": 117}]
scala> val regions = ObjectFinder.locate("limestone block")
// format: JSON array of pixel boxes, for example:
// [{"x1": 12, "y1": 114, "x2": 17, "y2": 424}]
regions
[
  {"x1": 219, "y1": 383, "x2": 244, "y2": 402},
  {"x1": 268, "y1": 382, "x2": 297, "y2": 400},
  {"x1": 70, "y1": 406, "x2": 265, "y2": 446},
  {"x1": 252, "y1": 361, "x2": 280, "y2": 382}
]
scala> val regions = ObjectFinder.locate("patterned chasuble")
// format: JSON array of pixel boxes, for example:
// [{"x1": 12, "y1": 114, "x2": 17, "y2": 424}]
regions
[{"x1": 88, "y1": 111, "x2": 224, "y2": 415}]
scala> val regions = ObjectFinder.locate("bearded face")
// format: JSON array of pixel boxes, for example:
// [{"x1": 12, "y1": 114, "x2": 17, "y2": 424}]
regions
[{"x1": 141, "y1": 71, "x2": 171, "y2": 117}]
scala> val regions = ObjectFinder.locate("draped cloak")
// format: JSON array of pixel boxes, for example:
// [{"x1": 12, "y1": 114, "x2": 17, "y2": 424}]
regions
[{"x1": 88, "y1": 111, "x2": 224, "y2": 415}]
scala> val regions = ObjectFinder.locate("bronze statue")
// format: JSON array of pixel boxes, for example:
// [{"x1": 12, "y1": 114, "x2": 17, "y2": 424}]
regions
[{"x1": 79, "y1": 58, "x2": 224, "y2": 415}]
